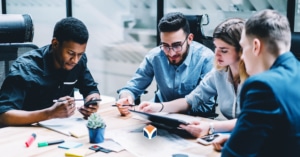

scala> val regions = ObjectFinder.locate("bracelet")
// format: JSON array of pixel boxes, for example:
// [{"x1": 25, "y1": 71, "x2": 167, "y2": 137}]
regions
[{"x1": 159, "y1": 102, "x2": 164, "y2": 112}]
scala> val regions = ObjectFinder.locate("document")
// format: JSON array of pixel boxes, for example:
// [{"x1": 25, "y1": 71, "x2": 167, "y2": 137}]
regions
[
  {"x1": 106, "y1": 125, "x2": 204, "y2": 157},
  {"x1": 38, "y1": 117, "x2": 88, "y2": 137},
  {"x1": 97, "y1": 139, "x2": 124, "y2": 152}
]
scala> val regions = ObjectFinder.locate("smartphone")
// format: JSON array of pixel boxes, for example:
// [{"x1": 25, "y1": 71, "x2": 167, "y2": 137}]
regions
[
  {"x1": 197, "y1": 133, "x2": 219, "y2": 145},
  {"x1": 84, "y1": 99, "x2": 101, "y2": 107},
  {"x1": 89, "y1": 145, "x2": 112, "y2": 153}
]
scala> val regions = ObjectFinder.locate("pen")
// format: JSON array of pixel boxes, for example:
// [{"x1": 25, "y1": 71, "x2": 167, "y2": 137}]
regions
[
  {"x1": 111, "y1": 104, "x2": 136, "y2": 107},
  {"x1": 38, "y1": 139, "x2": 65, "y2": 147},
  {"x1": 25, "y1": 133, "x2": 36, "y2": 147},
  {"x1": 53, "y1": 99, "x2": 102, "y2": 103}
]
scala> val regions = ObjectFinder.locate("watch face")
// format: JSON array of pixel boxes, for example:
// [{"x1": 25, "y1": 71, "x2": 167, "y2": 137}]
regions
[
  {"x1": 209, "y1": 128, "x2": 214, "y2": 135},
  {"x1": 209, "y1": 123, "x2": 214, "y2": 134}
]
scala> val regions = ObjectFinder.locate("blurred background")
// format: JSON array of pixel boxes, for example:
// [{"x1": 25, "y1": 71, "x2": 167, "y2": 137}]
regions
[{"x1": 1, "y1": 0, "x2": 299, "y2": 101}]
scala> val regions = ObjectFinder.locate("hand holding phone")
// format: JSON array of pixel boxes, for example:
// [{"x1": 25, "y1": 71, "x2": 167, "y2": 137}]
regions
[
  {"x1": 197, "y1": 133, "x2": 220, "y2": 145},
  {"x1": 84, "y1": 99, "x2": 101, "y2": 107}
]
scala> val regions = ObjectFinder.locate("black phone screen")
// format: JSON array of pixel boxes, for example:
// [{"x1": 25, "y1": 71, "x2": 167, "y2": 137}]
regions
[
  {"x1": 84, "y1": 100, "x2": 99, "y2": 107},
  {"x1": 200, "y1": 134, "x2": 219, "y2": 142}
]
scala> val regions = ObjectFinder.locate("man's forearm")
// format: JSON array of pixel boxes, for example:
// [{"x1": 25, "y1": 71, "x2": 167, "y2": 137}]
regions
[{"x1": 0, "y1": 109, "x2": 51, "y2": 126}]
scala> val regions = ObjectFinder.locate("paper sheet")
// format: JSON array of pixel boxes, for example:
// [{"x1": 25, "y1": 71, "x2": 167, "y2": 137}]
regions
[
  {"x1": 38, "y1": 117, "x2": 88, "y2": 137},
  {"x1": 97, "y1": 139, "x2": 124, "y2": 152},
  {"x1": 106, "y1": 126, "x2": 203, "y2": 157}
]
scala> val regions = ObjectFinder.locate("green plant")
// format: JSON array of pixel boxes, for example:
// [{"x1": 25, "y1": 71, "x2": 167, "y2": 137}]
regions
[{"x1": 87, "y1": 113, "x2": 106, "y2": 129}]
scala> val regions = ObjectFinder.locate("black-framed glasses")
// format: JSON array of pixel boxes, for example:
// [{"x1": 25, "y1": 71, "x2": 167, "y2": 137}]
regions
[{"x1": 160, "y1": 37, "x2": 188, "y2": 52}]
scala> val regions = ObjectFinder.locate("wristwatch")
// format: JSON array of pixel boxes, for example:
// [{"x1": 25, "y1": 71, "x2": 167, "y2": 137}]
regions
[{"x1": 208, "y1": 123, "x2": 215, "y2": 135}]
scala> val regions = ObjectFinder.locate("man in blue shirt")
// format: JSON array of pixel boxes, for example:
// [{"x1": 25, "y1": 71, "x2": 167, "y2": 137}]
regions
[
  {"x1": 0, "y1": 17, "x2": 100, "y2": 126},
  {"x1": 116, "y1": 12, "x2": 214, "y2": 116},
  {"x1": 212, "y1": 9, "x2": 300, "y2": 156}
]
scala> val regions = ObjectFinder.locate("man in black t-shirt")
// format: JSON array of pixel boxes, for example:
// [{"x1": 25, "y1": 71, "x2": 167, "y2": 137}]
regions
[{"x1": 0, "y1": 17, "x2": 100, "y2": 126}]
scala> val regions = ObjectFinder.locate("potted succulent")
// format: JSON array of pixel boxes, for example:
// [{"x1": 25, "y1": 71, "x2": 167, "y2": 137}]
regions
[{"x1": 87, "y1": 113, "x2": 106, "y2": 143}]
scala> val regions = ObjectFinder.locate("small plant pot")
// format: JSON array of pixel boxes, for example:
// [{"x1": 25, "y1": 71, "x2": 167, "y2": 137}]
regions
[{"x1": 88, "y1": 127, "x2": 105, "y2": 143}]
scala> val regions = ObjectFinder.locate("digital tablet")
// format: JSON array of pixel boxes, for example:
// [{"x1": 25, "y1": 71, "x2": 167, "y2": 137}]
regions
[
  {"x1": 129, "y1": 110, "x2": 194, "y2": 138},
  {"x1": 129, "y1": 110, "x2": 189, "y2": 127}
]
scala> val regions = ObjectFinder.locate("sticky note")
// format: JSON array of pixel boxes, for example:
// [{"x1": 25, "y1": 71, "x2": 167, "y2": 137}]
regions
[
  {"x1": 58, "y1": 142, "x2": 83, "y2": 149},
  {"x1": 65, "y1": 148, "x2": 94, "y2": 157}
]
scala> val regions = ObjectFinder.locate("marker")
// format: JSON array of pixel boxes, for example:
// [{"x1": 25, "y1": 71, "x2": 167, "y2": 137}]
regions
[
  {"x1": 38, "y1": 139, "x2": 65, "y2": 147},
  {"x1": 25, "y1": 133, "x2": 36, "y2": 147}
]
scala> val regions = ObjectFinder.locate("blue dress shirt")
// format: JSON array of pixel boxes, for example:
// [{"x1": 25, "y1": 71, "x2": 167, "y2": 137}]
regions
[{"x1": 118, "y1": 41, "x2": 214, "y2": 104}]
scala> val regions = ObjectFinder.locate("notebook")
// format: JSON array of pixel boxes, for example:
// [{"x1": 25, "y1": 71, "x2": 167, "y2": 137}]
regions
[
  {"x1": 129, "y1": 110, "x2": 195, "y2": 138},
  {"x1": 38, "y1": 117, "x2": 88, "y2": 138}
]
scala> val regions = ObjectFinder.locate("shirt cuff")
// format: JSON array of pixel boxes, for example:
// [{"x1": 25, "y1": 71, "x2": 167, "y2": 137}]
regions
[{"x1": 118, "y1": 90, "x2": 135, "y2": 101}]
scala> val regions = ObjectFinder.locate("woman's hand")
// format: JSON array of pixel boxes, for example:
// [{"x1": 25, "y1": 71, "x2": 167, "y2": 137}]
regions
[
  {"x1": 212, "y1": 134, "x2": 230, "y2": 151},
  {"x1": 179, "y1": 121, "x2": 209, "y2": 138}
]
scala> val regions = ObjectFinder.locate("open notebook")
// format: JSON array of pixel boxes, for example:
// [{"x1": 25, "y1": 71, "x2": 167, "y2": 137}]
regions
[{"x1": 38, "y1": 117, "x2": 88, "y2": 138}]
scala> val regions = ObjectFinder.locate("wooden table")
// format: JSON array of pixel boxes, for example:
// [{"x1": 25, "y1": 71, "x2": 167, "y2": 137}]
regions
[{"x1": 0, "y1": 96, "x2": 221, "y2": 157}]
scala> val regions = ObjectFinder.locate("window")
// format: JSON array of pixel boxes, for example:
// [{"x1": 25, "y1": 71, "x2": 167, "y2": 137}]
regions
[
  {"x1": 72, "y1": 0, "x2": 158, "y2": 97},
  {"x1": 164, "y1": 0, "x2": 288, "y2": 36},
  {"x1": 295, "y1": 0, "x2": 300, "y2": 32},
  {"x1": 6, "y1": 0, "x2": 66, "y2": 47}
]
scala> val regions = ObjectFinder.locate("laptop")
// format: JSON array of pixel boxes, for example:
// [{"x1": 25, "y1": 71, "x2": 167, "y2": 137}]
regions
[{"x1": 129, "y1": 110, "x2": 195, "y2": 138}]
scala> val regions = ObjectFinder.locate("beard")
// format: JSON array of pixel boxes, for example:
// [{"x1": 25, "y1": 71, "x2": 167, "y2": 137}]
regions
[
  {"x1": 169, "y1": 44, "x2": 189, "y2": 66},
  {"x1": 170, "y1": 60, "x2": 176, "y2": 64}
]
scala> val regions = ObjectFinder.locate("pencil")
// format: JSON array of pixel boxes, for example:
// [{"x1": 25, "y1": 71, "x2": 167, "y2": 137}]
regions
[
  {"x1": 53, "y1": 99, "x2": 102, "y2": 103},
  {"x1": 111, "y1": 104, "x2": 136, "y2": 107}
]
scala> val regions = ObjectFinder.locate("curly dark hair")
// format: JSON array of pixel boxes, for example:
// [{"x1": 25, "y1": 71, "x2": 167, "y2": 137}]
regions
[{"x1": 53, "y1": 17, "x2": 89, "y2": 44}]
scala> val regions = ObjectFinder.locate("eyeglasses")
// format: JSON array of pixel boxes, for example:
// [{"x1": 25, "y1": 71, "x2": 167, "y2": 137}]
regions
[{"x1": 160, "y1": 37, "x2": 188, "y2": 52}]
